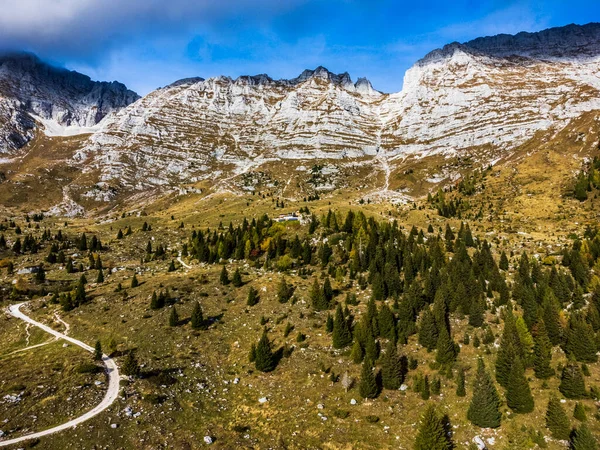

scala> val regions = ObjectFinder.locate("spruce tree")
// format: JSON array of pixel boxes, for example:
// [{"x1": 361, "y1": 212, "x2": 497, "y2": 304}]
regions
[
  {"x1": 574, "y1": 402, "x2": 587, "y2": 422},
  {"x1": 323, "y1": 277, "x2": 334, "y2": 304},
  {"x1": 255, "y1": 330, "x2": 276, "y2": 372},
  {"x1": 413, "y1": 404, "x2": 453, "y2": 450},
  {"x1": 499, "y1": 251, "x2": 509, "y2": 271},
  {"x1": 75, "y1": 278, "x2": 86, "y2": 305},
  {"x1": 468, "y1": 297, "x2": 485, "y2": 328},
  {"x1": 431, "y1": 377, "x2": 441, "y2": 396},
  {"x1": 94, "y1": 340, "x2": 103, "y2": 361},
  {"x1": 310, "y1": 278, "x2": 328, "y2": 311},
  {"x1": 248, "y1": 343, "x2": 256, "y2": 362},
  {"x1": 325, "y1": 314, "x2": 334, "y2": 333},
  {"x1": 533, "y1": 320, "x2": 554, "y2": 379},
  {"x1": 350, "y1": 340, "x2": 364, "y2": 364},
  {"x1": 381, "y1": 341, "x2": 403, "y2": 390},
  {"x1": 220, "y1": 266, "x2": 229, "y2": 285},
  {"x1": 247, "y1": 286, "x2": 259, "y2": 306},
  {"x1": 565, "y1": 313, "x2": 598, "y2": 363},
  {"x1": 190, "y1": 301, "x2": 205, "y2": 330},
  {"x1": 169, "y1": 307, "x2": 179, "y2": 327},
  {"x1": 168, "y1": 260, "x2": 176, "y2": 272},
  {"x1": 436, "y1": 325, "x2": 456, "y2": 366},
  {"x1": 150, "y1": 291, "x2": 164, "y2": 310},
  {"x1": 559, "y1": 361, "x2": 587, "y2": 399},
  {"x1": 468, "y1": 358, "x2": 501, "y2": 428},
  {"x1": 571, "y1": 424, "x2": 599, "y2": 450},
  {"x1": 96, "y1": 268, "x2": 104, "y2": 283},
  {"x1": 332, "y1": 303, "x2": 352, "y2": 349},
  {"x1": 358, "y1": 358, "x2": 379, "y2": 399},
  {"x1": 232, "y1": 268, "x2": 243, "y2": 287},
  {"x1": 505, "y1": 357, "x2": 534, "y2": 413},
  {"x1": 277, "y1": 278, "x2": 293, "y2": 303},
  {"x1": 122, "y1": 351, "x2": 140, "y2": 377},
  {"x1": 378, "y1": 304, "x2": 396, "y2": 341},
  {"x1": 419, "y1": 308, "x2": 439, "y2": 351},
  {"x1": 456, "y1": 368, "x2": 466, "y2": 397},
  {"x1": 545, "y1": 396, "x2": 571, "y2": 440},
  {"x1": 131, "y1": 274, "x2": 139, "y2": 288},
  {"x1": 495, "y1": 311, "x2": 522, "y2": 388}
]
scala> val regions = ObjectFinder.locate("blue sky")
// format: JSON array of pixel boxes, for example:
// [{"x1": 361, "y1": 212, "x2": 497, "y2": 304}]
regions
[{"x1": 0, "y1": 0, "x2": 598, "y2": 95}]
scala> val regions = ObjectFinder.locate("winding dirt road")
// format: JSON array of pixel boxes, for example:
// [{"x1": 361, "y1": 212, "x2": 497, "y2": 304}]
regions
[{"x1": 0, "y1": 303, "x2": 120, "y2": 447}]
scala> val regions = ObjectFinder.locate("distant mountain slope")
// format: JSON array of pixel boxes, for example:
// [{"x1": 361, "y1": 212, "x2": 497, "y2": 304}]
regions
[{"x1": 0, "y1": 53, "x2": 139, "y2": 154}]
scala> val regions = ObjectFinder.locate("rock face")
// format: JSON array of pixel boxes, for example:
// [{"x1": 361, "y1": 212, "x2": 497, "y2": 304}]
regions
[
  {"x1": 76, "y1": 22, "x2": 600, "y2": 189},
  {"x1": 3, "y1": 23, "x2": 600, "y2": 195},
  {"x1": 0, "y1": 53, "x2": 139, "y2": 153}
]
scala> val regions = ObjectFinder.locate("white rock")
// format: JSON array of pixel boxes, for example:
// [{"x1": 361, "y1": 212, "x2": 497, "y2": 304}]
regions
[
  {"x1": 473, "y1": 436, "x2": 486, "y2": 450},
  {"x1": 204, "y1": 436, "x2": 213, "y2": 444},
  {"x1": 350, "y1": 399, "x2": 357, "y2": 405},
  {"x1": 258, "y1": 397, "x2": 268, "y2": 403}
]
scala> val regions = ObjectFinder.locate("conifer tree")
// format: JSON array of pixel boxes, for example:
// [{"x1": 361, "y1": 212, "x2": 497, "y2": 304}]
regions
[
  {"x1": 413, "y1": 404, "x2": 453, "y2": 450},
  {"x1": 96, "y1": 268, "x2": 104, "y2": 283},
  {"x1": 468, "y1": 297, "x2": 485, "y2": 328},
  {"x1": 248, "y1": 343, "x2": 256, "y2": 362},
  {"x1": 381, "y1": 340, "x2": 404, "y2": 390},
  {"x1": 232, "y1": 268, "x2": 243, "y2": 287},
  {"x1": 325, "y1": 313, "x2": 334, "y2": 333},
  {"x1": 431, "y1": 376, "x2": 441, "y2": 396},
  {"x1": 358, "y1": 358, "x2": 379, "y2": 399},
  {"x1": 421, "y1": 375, "x2": 431, "y2": 400},
  {"x1": 75, "y1": 278, "x2": 86, "y2": 305},
  {"x1": 332, "y1": 303, "x2": 352, "y2": 349},
  {"x1": 505, "y1": 357, "x2": 534, "y2": 413},
  {"x1": 456, "y1": 368, "x2": 466, "y2": 397},
  {"x1": 190, "y1": 301, "x2": 205, "y2": 330},
  {"x1": 169, "y1": 307, "x2": 179, "y2": 327},
  {"x1": 419, "y1": 308, "x2": 439, "y2": 351},
  {"x1": 571, "y1": 424, "x2": 599, "y2": 450},
  {"x1": 247, "y1": 286, "x2": 259, "y2": 306},
  {"x1": 122, "y1": 350, "x2": 140, "y2": 377},
  {"x1": 495, "y1": 311, "x2": 522, "y2": 388},
  {"x1": 255, "y1": 329, "x2": 276, "y2": 372},
  {"x1": 323, "y1": 277, "x2": 334, "y2": 303},
  {"x1": 168, "y1": 260, "x2": 176, "y2": 272},
  {"x1": 545, "y1": 396, "x2": 571, "y2": 440},
  {"x1": 150, "y1": 291, "x2": 163, "y2": 309},
  {"x1": 310, "y1": 278, "x2": 328, "y2": 311},
  {"x1": 499, "y1": 251, "x2": 509, "y2": 271},
  {"x1": 220, "y1": 266, "x2": 229, "y2": 285},
  {"x1": 94, "y1": 340, "x2": 103, "y2": 361},
  {"x1": 468, "y1": 358, "x2": 501, "y2": 428},
  {"x1": 533, "y1": 320, "x2": 554, "y2": 379},
  {"x1": 436, "y1": 325, "x2": 456, "y2": 366},
  {"x1": 131, "y1": 274, "x2": 139, "y2": 288},
  {"x1": 559, "y1": 361, "x2": 587, "y2": 399},
  {"x1": 277, "y1": 278, "x2": 293, "y2": 303},
  {"x1": 117, "y1": 229, "x2": 123, "y2": 239},
  {"x1": 565, "y1": 313, "x2": 598, "y2": 363},
  {"x1": 574, "y1": 402, "x2": 587, "y2": 422},
  {"x1": 350, "y1": 340, "x2": 364, "y2": 364},
  {"x1": 378, "y1": 304, "x2": 396, "y2": 341}
]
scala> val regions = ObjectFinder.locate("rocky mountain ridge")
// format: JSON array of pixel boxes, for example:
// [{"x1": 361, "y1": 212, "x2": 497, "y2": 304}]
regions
[{"x1": 0, "y1": 53, "x2": 139, "y2": 153}]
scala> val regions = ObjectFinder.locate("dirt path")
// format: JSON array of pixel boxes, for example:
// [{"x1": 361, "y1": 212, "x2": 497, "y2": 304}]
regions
[{"x1": 0, "y1": 303, "x2": 120, "y2": 447}]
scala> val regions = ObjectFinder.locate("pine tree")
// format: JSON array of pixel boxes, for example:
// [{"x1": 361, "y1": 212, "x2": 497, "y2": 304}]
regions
[
  {"x1": 277, "y1": 278, "x2": 293, "y2": 303},
  {"x1": 456, "y1": 368, "x2": 466, "y2": 397},
  {"x1": 248, "y1": 343, "x2": 256, "y2": 362},
  {"x1": 358, "y1": 358, "x2": 379, "y2": 399},
  {"x1": 381, "y1": 341, "x2": 404, "y2": 390},
  {"x1": 169, "y1": 307, "x2": 179, "y2": 327},
  {"x1": 247, "y1": 286, "x2": 259, "y2": 306},
  {"x1": 168, "y1": 260, "x2": 176, "y2": 272},
  {"x1": 94, "y1": 340, "x2": 103, "y2": 361},
  {"x1": 421, "y1": 375, "x2": 431, "y2": 400},
  {"x1": 533, "y1": 320, "x2": 554, "y2": 379},
  {"x1": 495, "y1": 311, "x2": 522, "y2": 388},
  {"x1": 499, "y1": 251, "x2": 509, "y2": 271},
  {"x1": 75, "y1": 278, "x2": 86, "y2": 305},
  {"x1": 468, "y1": 358, "x2": 501, "y2": 428},
  {"x1": 413, "y1": 404, "x2": 453, "y2": 450},
  {"x1": 559, "y1": 361, "x2": 587, "y2": 399},
  {"x1": 323, "y1": 277, "x2": 334, "y2": 304},
  {"x1": 310, "y1": 278, "x2": 328, "y2": 311},
  {"x1": 332, "y1": 303, "x2": 352, "y2": 349},
  {"x1": 255, "y1": 330, "x2": 276, "y2": 372},
  {"x1": 232, "y1": 268, "x2": 243, "y2": 287},
  {"x1": 35, "y1": 265, "x2": 45, "y2": 282},
  {"x1": 122, "y1": 351, "x2": 140, "y2": 377},
  {"x1": 220, "y1": 266, "x2": 229, "y2": 285},
  {"x1": 190, "y1": 301, "x2": 205, "y2": 330},
  {"x1": 468, "y1": 297, "x2": 485, "y2": 328},
  {"x1": 350, "y1": 340, "x2": 364, "y2": 364},
  {"x1": 565, "y1": 313, "x2": 598, "y2": 363},
  {"x1": 418, "y1": 308, "x2": 439, "y2": 351},
  {"x1": 150, "y1": 291, "x2": 164, "y2": 310},
  {"x1": 436, "y1": 325, "x2": 456, "y2": 365},
  {"x1": 571, "y1": 424, "x2": 599, "y2": 450},
  {"x1": 117, "y1": 229, "x2": 123, "y2": 239},
  {"x1": 325, "y1": 314, "x2": 334, "y2": 333},
  {"x1": 131, "y1": 274, "x2": 139, "y2": 288},
  {"x1": 545, "y1": 396, "x2": 571, "y2": 440},
  {"x1": 574, "y1": 402, "x2": 587, "y2": 422},
  {"x1": 96, "y1": 268, "x2": 104, "y2": 283},
  {"x1": 431, "y1": 376, "x2": 441, "y2": 396},
  {"x1": 505, "y1": 357, "x2": 534, "y2": 413},
  {"x1": 378, "y1": 304, "x2": 396, "y2": 341}
]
